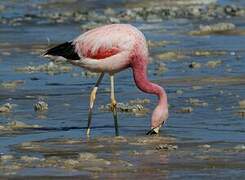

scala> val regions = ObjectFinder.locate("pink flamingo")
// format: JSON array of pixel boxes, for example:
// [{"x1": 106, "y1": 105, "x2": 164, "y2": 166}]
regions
[{"x1": 44, "y1": 24, "x2": 168, "y2": 135}]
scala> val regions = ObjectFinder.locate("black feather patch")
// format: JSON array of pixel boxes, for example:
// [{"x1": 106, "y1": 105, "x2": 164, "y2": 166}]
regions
[{"x1": 44, "y1": 42, "x2": 80, "y2": 60}]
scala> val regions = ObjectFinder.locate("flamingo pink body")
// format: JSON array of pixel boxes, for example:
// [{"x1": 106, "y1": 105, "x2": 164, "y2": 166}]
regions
[{"x1": 48, "y1": 24, "x2": 168, "y2": 131}]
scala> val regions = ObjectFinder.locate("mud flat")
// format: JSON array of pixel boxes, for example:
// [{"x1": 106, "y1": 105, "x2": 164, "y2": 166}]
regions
[{"x1": 0, "y1": 0, "x2": 245, "y2": 25}]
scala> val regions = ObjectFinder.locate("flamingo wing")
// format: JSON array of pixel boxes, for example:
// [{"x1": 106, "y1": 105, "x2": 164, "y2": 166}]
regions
[{"x1": 73, "y1": 24, "x2": 135, "y2": 60}]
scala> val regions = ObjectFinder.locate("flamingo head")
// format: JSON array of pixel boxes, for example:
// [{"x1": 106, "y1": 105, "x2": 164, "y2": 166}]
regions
[{"x1": 146, "y1": 97, "x2": 168, "y2": 135}]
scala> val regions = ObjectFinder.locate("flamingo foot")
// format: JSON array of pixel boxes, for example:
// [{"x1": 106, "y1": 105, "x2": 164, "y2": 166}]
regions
[
  {"x1": 110, "y1": 99, "x2": 117, "y2": 111},
  {"x1": 111, "y1": 100, "x2": 119, "y2": 136}
]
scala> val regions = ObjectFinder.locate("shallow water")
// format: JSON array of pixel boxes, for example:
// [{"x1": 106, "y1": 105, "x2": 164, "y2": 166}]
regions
[{"x1": 0, "y1": 0, "x2": 245, "y2": 179}]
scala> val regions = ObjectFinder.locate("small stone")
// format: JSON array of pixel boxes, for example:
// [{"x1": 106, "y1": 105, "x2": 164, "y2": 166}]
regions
[
  {"x1": 193, "y1": 50, "x2": 226, "y2": 56},
  {"x1": 129, "y1": 98, "x2": 150, "y2": 105},
  {"x1": 113, "y1": 136, "x2": 128, "y2": 143},
  {"x1": 216, "y1": 107, "x2": 222, "y2": 111},
  {"x1": 188, "y1": 98, "x2": 208, "y2": 107},
  {"x1": 0, "y1": 80, "x2": 24, "y2": 89},
  {"x1": 239, "y1": 100, "x2": 245, "y2": 109},
  {"x1": 156, "y1": 144, "x2": 178, "y2": 151},
  {"x1": 189, "y1": 62, "x2": 201, "y2": 68},
  {"x1": 190, "y1": 23, "x2": 236, "y2": 35},
  {"x1": 80, "y1": 21, "x2": 103, "y2": 31},
  {"x1": 0, "y1": 154, "x2": 14, "y2": 161},
  {"x1": 178, "y1": 107, "x2": 193, "y2": 113},
  {"x1": 143, "y1": 150, "x2": 156, "y2": 155},
  {"x1": 8, "y1": 121, "x2": 41, "y2": 129},
  {"x1": 84, "y1": 167, "x2": 104, "y2": 172},
  {"x1": 146, "y1": 14, "x2": 162, "y2": 22},
  {"x1": 176, "y1": 89, "x2": 183, "y2": 95},
  {"x1": 104, "y1": 8, "x2": 115, "y2": 15},
  {"x1": 224, "y1": 5, "x2": 238, "y2": 16},
  {"x1": 34, "y1": 101, "x2": 48, "y2": 111},
  {"x1": 99, "y1": 101, "x2": 149, "y2": 115},
  {"x1": 117, "y1": 160, "x2": 133, "y2": 167},
  {"x1": 226, "y1": 68, "x2": 232, "y2": 72},
  {"x1": 235, "y1": 9, "x2": 245, "y2": 16},
  {"x1": 192, "y1": 86, "x2": 202, "y2": 90},
  {"x1": 81, "y1": 71, "x2": 99, "y2": 78},
  {"x1": 64, "y1": 159, "x2": 80, "y2": 167},
  {"x1": 130, "y1": 150, "x2": 141, "y2": 156},
  {"x1": 2, "y1": 52, "x2": 11, "y2": 56},
  {"x1": 234, "y1": 144, "x2": 245, "y2": 151},
  {"x1": 154, "y1": 63, "x2": 168, "y2": 74},
  {"x1": 147, "y1": 40, "x2": 176, "y2": 47},
  {"x1": 206, "y1": 60, "x2": 222, "y2": 68},
  {"x1": 198, "y1": 144, "x2": 211, "y2": 149},
  {"x1": 156, "y1": 52, "x2": 186, "y2": 61},
  {"x1": 108, "y1": 17, "x2": 120, "y2": 23},
  {"x1": 20, "y1": 156, "x2": 42, "y2": 162},
  {"x1": 63, "y1": 103, "x2": 70, "y2": 107},
  {"x1": 15, "y1": 62, "x2": 72, "y2": 75},
  {"x1": 79, "y1": 153, "x2": 97, "y2": 161},
  {"x1": 0, "y1": 103, "x2": 12, "y2": 113},
  {"x1": 0, "y1": 5, "x2": 5, "y2": 12}
]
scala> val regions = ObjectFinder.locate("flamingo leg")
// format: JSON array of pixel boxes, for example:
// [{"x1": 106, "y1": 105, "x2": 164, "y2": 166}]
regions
[
  {"x1": 86, "y1": 73, "x2": 104, "y2": 136},
  {"x1": 110, "y1": 75, "x2": 119, "y2": 136}
]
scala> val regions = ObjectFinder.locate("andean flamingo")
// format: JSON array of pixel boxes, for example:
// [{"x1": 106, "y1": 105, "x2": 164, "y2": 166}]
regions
[{"x1": 44, "y1": 24, "x2": 168, "y2": 135}]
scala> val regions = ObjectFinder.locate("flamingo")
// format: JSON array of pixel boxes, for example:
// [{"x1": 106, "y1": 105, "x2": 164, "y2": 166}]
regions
[{"x1": 44, "y1": 24, "x2": 168, "y2": 135}]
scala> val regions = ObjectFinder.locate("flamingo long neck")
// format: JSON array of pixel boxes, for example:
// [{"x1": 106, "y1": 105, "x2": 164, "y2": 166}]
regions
[{"x1": 131, "y1": 55, "x2": 168, "y2": 128}]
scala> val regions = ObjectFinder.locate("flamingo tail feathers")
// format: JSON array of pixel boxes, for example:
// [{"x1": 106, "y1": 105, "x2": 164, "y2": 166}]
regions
[{"x1": 44, "y1": 42, "x2": 80, "y2": 60}]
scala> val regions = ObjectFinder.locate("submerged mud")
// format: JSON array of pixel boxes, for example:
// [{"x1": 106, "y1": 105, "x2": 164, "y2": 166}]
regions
[
  {"x1": 99, "y1": 98, "x2": 150, "y2": 116},
  {"x1": 1, "y1": 137, "x2": 245, "y2": 178}
]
